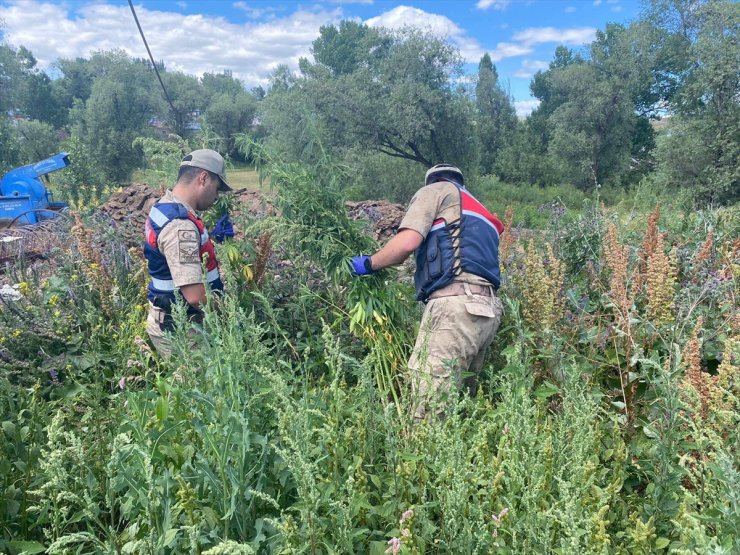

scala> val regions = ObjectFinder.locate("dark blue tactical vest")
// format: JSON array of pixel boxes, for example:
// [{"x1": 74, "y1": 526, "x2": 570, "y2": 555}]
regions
[{"x1": 414, "y1": 183, "x2": 503, "y2": 302}]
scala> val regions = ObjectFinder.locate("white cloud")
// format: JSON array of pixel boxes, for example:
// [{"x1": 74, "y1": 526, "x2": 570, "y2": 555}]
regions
[
  {"x1": 514, "y1": 99, "x2": 539, "y2": 117},
  {"x1": 593, "y1": 0, "x2": 602, "y2": 5},
  {"x1": 476, "y1": 0, "x2": 511, "y2": 10},
  {"x1": 565, "y1": 6, "x2": 576, "y2": 13},
  {"x1": 328, "y1": 0, "x2": 373, "y2": 4},
  {"x1": 513, "y1": 59, "x2": 549, "y2": 78},
  {"x1": 0, "y1": 0, "x2": 343, "y2": 88},
  {"x1": 512, "y1": 26, "x2": 597, "y2": 46},
  {"x1": 611, "y1": 5, "x2": 623, "y2": 12},
  {"x1": 232, "y1": 1, "x2": 276, "y2": 19},
  {"x1": 488, "y1": 42, "x2": 533, "y2": 62},
  {"x1": 366, "y1": 6, "x2": 486, "y2": 62}
]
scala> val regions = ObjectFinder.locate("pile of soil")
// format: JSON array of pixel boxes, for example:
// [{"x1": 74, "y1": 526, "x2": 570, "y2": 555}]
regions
[
  {"x1": 95, "y1": 183, "x2": 406, "y2": 247},
  {"x1": 95, "y1": 183, "x2": 163, "y2": 247},
  {"x1": 346, "y1": 200, "x2": 405, "y2": 242}
]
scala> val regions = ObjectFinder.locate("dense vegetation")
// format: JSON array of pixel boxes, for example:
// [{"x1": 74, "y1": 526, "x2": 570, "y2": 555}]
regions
[
  {"x1": 1, "y1": 0, "x2": 738, "y2": 553},
  {"x1": 1, "y1": 149, "x2": 738, "y2": 553}
]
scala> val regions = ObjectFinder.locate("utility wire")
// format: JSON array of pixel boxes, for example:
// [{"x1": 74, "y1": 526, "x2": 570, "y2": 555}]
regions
[{"x1": 127, "y1": 0, "x2": 178, "y2": 118}]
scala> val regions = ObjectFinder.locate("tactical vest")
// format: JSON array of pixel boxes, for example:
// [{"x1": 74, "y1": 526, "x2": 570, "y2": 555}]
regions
[
  {"x1": 414, "y1": 183, "x2": 503, "y2": 302},
  {"x1": 144, "y1": 202, "x2": 223, "y2": 309}
]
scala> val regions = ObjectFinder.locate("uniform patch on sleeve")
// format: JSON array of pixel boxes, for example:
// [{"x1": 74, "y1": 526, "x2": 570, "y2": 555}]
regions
[{"x1": 178, "y1": 230, "x2": 200, "y2": 264}]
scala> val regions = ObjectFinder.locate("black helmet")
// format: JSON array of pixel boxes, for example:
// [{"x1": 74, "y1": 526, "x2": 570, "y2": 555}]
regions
[{"x1": 425, "y1": 164, "x2": 464, "y2": 186}]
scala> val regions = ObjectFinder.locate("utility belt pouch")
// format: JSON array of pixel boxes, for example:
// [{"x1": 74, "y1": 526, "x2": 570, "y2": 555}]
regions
[
  {"x1": 152, "y1": 296, "x2": 176, "y2": 332},
  {"x1": 426, "y1": 234, "x2": 443, "y2": 280}
]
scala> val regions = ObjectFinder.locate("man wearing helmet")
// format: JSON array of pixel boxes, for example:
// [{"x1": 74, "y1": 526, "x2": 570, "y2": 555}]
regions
[{"x1": 349, "y1": 164, "x2": 504, "y2": 421}]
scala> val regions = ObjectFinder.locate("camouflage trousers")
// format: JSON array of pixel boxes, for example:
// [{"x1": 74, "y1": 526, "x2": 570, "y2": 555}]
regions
[{"x1": 408, "y1": 284, "x2": 503, "y2": 421}]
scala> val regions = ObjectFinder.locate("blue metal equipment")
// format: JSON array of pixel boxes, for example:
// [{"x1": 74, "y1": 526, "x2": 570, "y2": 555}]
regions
[{"x1": 0, "y1": 153, "x2": 70, "y2": 225}]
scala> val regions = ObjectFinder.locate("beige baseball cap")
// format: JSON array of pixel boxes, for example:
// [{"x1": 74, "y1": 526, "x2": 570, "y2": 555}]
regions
[{"x1": 180, "y1": 149, "x2": 232, "y2": 192}]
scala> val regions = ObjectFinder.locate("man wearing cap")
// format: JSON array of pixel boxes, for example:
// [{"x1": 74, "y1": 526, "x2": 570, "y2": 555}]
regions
[
  {"x1": 349, "y1": 164, "x2": 504, "y2": 421},
  {"x1": 143, "y1": 149, "x2": 233, "y2": 357}
]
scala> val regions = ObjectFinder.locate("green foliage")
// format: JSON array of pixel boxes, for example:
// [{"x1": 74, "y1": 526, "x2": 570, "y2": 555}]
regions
[
  {"x1": 132, "y1": 136, "x2": 189, "y2": 186},
  {"x1": 0, "y1": 117, "x2": 20, "y2": 174},
  {"x1": 69, "y1": 50, "x2": 164, "y2": 183},
  {"x1": 652, "y1": 1, "x2": 739, "y2": 204},
  {"x1": 48, "y1": 136, "x2": 106, "y2": 208},
  {"x1": 203, "y1": 91, "x2": 258, "y2": 158},
  {"x1": 263, "y1": 26, "x2": 476, "y2": 171},
  {"x1": 476, "y1": 53, "x2": 518, "y2": 177},
  {"x1": 14, "y1": 119, "x2": 61, "y2": 165},
  {"x1": 0, "y1": 161, "x2": 738, "y2": 553}
]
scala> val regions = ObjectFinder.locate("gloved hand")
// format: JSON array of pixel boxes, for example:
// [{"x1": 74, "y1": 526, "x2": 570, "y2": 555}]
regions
[
  {"x1": 349, "y1": 255, "x2": 374, "y2": 276},
  {"x1": 211, "y1": 214, "x2": 234, "y2": 243}
]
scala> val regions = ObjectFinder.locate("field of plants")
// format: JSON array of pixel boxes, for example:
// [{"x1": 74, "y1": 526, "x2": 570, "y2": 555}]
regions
[{"x1": 0, "y1": 149, "x2": 738, "y2": 555}]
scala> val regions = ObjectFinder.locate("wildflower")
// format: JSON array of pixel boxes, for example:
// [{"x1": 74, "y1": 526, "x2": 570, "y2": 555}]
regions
[
  {"x1": 636, "y1": 204, "x2": 660, "y2": 291},
  {"x1": 681, "y1": 318, "x2": 708, "y2": 417},
  {"x1": 498, "y1": 206, "x2": 514, "y2": 266},
  {"x1": 17, "y1": 281, "x2": 30, "y2": 296},
  {"x1": 646, "y1": 233, "x2": 676, "y2": 326},
  {"x1": 133, "y1": 335, "x2": 153, "y2": 355},
  {"x1": 521, "y1": 240, "x2": 564, "y2": 331},
  {"x1": 400, "y1": 509, "x2": 414, "y2": 525},
  {"x1": 118, "y1": 377, "x2": 127, "y2": 390},
  {"x1": 49, "y1": 369, "x2": 60, "y2": 386},
  {"x1": 127, "y1": 359, "x2": 144, "y2": 368},
  {"x1": 695, "y1": 231, "x2": 714, "y2": 266},
  {"x1": 385, "y1": 537, "x2": 401, "y2": 555}
]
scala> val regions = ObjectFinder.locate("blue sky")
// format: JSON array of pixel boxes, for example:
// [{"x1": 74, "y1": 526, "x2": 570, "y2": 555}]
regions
[{"x1": 0, "y1": 0, "x2": 642, "y2": 115}]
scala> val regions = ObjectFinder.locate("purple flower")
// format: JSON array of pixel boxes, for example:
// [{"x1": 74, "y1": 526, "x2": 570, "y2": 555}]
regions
[{"x1": 385, "y1": 537, "x2": 401, "y2": 555}]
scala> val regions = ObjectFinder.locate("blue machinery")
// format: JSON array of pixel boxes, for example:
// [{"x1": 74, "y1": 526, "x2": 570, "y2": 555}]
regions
[{"x1": 0, "y1": 153, "x2": 70, "y2": 226}]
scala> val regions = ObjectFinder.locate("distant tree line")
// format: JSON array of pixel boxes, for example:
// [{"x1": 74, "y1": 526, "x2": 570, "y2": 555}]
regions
[{"x1": 0, "y1": 0, "x2": 737, "y2": 204}]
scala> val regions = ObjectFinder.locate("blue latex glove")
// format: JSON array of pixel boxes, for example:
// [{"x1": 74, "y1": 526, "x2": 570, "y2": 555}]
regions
[
  {"x1": 211, "y1": 214, "x2": 234, "y2": 243},
  {"x1": 349, "y1": 255, "x2": 374, "y2": 276}
]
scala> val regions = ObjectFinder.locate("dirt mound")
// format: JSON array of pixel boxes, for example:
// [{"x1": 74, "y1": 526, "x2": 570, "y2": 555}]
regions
[
  {"x1": 95, "y1": 183, "x2": 162, "y2": 247},
  {"x1": 95, "y1": 183, "x2": 405, "y2": 247},
  {"x1": 346, "y1": 200, "x2": 405, "y2": 242}
]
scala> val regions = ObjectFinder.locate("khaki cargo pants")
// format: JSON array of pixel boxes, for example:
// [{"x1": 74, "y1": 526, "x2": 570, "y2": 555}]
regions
[
  {"x1": 146, "y1": 304, "x2": 202, "y2": 358},
  {"x1": 408, "y1": 283, "x2": 503, "y2": 421}
]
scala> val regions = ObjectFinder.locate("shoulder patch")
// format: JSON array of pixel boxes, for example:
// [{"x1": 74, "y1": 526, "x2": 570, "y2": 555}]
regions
[
  {"x1": 178, "y1": 229, "x2": 199, "y2": 243},
  {"x1": 178, "y1": 229, "x2": 200, "y2": 264}
]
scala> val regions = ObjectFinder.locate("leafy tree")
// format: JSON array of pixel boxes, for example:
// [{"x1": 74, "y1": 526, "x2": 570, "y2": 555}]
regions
[
  {"x1": 0, "y1": 118, "x2": 20, "y2": 174},
  {"x1": 653, "y1": 0, "x2": 739, "y2": 203},
  {"x1": 311, "y1": 20, "x2": 390, "y2": 77},
  {"x1": 53, "y1": 57, "x2": 95, "y2": 115},
  {"x1": 264, "y1": 24, "x2": 477, "y2": 172},
  {"x1": 70, "y1": 51, "x2": 163, "y2": 182},
  {"x1": 160, "y1": 70, "x2": 204, "y2": 137},
  {"x1": 546, "y1": 63, "x2": 636, "y2": 188},
  {"x1": 202, "y1": 70, "x2": 245, "y2": 102},
  {"x1": 18, "y1": 71, "x2": 65, "y2": 128},
  {"x1": 475, "y1": 53, "x2": 517, "y2": 176},
  {"x1": 203, "y1": 91, "x2": 258, "y2": 158},
  {"x1": 14, "y1": 119, "x2": 60, "y2": 164}
]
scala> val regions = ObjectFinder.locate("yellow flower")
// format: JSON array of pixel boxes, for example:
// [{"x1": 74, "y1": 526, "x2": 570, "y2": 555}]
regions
[
  {"x1": 12, "y1": 329, "x2": 21, "y2": 337},
  {"x1": 17, "y1": 282, "x2": 30, "y2": 296},
  {"x1": 48, "y1": 294, "x2": 60, "y2": 306}
]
